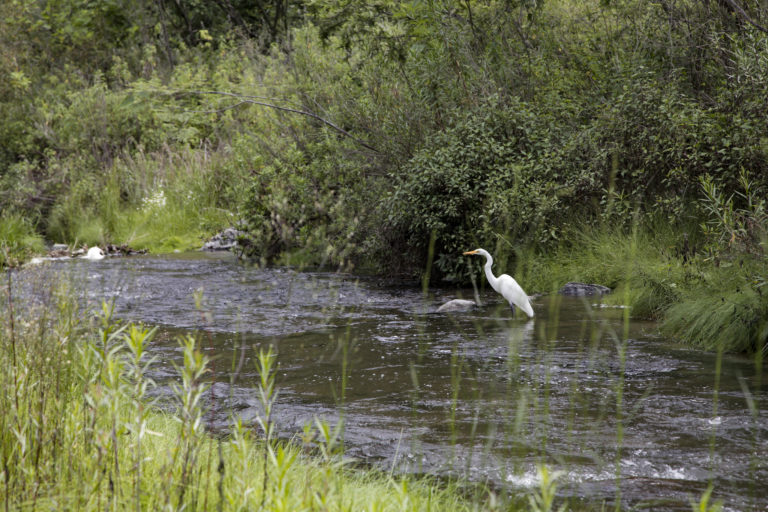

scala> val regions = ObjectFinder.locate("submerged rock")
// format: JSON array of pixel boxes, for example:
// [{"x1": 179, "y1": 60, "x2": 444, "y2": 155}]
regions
[
  {"x1": 202, "y1": 228, "x2": 246, "y2": 251},
  {"x1": 558, "y1": 282, "x2": 611, "y2": 296},
  {"x1": 436, "y1": 299, "x2": 477, "y2": 313},
  {"x1": 104, "y1": 244, "x2": 148, "y2": 256},
  {"x1": 43, "y1": 243, "x2": 147, "y2": 260}
]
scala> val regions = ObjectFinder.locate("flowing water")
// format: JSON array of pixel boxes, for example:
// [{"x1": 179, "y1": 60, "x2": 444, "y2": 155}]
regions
[{"x1": 14, "y1": 252, "x2": 768, "y2": 511}]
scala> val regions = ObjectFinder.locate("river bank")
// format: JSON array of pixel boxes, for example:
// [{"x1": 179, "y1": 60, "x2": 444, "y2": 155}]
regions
[{"x1": 3, "y1": 1, "x2": 768, "y2": 358}]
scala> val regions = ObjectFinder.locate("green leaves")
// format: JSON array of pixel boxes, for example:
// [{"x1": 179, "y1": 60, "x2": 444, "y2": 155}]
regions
[{"x1": 383, "y1": 97, "x2": 563, "y2": 280}]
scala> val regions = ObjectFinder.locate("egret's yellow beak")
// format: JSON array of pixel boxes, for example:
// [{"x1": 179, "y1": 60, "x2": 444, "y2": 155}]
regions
[{"x1": 463, "y1": 250, "x2": 478, "y2": 255}]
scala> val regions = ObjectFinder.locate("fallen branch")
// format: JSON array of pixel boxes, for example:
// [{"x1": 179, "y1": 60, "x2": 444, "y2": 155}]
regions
[{"x1": 173, "y1": 90, "x2": 379, "y2": 153}]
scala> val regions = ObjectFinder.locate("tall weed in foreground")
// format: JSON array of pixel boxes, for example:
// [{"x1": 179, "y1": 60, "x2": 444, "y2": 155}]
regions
[
  {"x1": 691, "y1": 484, "x2": 723, "y2": 512},
  {"x1": 529, "y1": 466, "x2": 565, "y2": 512},
  {"x1": 171, "y1": 334, "x2": 210, "y2": 509},
  {"x1": 122, "y1": 324, "x2": 157, "y2": 512},
  {"x1": 254, "y1": 346, "x2": 278, "y2": 509}
]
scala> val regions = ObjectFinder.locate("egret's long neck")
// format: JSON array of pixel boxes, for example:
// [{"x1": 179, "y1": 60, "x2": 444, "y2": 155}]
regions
[{"x1": 482, "y1": 253, "x2": 500, "y2": 292}]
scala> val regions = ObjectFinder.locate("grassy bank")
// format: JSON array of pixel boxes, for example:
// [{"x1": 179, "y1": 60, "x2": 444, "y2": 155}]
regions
[
  {"x1": 0, "y1": 212, "x2": 46, "y2": 267},
  {"x1": 518, "y1": 220, "x2": 767, "y2": 355},
  {"x1": 1, "y1": 277, "x2": 516, "y2": 511},
  {"x1": 3, "y1": 256, "x2": 752, "y2": 511}
]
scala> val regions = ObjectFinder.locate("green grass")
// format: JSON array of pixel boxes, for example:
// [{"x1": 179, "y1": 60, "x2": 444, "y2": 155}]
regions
[
  {"x1": 525, "y1": 222, "x2": 686, "y2": 311},
  {"x1": 0, "y1": 211, "x2": 46, "y2": 267},
  {"x1": 48, "y1": 192, "x2": 231, "y2": 254},
  {"x1": 108, "y1": 196, "x2": 230, "y2": 253},
  {"x1": 523, "y1": 220, "x2": 768, "y2": 354},
  {"x1": 662, "y1": 258, "x2": 768, "y2": 353},
  {"x1": 24, "y1": 411, "x2": 475, "y2": 512},
  {"x1": 42, "y1": 148, "x2": 244, "y2": 254}
]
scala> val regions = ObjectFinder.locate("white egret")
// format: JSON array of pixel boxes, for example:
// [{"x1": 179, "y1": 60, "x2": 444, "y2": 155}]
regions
[
  {"x1": 463, "y1": 248, "x2": 534, "y2": 318},
  {"x1": 82, "y1": 246, "x2": 105, "y2": 260}
]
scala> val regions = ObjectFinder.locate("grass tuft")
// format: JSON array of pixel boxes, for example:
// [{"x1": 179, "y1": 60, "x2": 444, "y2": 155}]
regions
[
  {"x1": 663, "y1": 275, "x2": 768, "y2": 353},
  {"x1": 0, "y1": 212, "x2": 45, "y2": 267},
  {"x1": 525, "y1": 219, "x2": 768, "y2": 354},
  {"x1": 44, "y1": 147, "x2": 243, "y2": 254}
]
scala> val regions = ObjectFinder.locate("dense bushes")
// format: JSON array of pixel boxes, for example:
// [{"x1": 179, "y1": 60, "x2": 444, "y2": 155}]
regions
[
  {"x1": 380, "y1": 98, "x2": 559, "y2": 278},
  {"x1": 4, "y1": 0, "x2": 768, "y2": 266},
  {"x1": 378, "y1": 68, "x2": 768, "y2": 279}
]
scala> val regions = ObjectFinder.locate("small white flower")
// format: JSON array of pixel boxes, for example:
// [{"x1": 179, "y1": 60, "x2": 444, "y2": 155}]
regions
[{"x1": 141, "y1": 188, "x2": 167, "y2": 212}]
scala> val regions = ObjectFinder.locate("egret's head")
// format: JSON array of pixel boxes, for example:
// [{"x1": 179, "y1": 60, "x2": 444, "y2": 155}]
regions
[{"x1": 462, "y1": 248, "x2": 486, "y2": 256}]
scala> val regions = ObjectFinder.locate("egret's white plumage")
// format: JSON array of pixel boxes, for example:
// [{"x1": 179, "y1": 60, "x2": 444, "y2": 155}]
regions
[
  {"x1": 463, "y1": 248, "x2": 534, "y2": 318},
  {"x1": 82, "y1": 246, "x2": 105, "y2": 260}
]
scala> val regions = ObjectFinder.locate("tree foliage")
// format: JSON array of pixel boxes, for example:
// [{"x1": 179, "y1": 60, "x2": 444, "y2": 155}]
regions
[{"x1": 1, "y1": 0, "x2": 768, "y2": 282}]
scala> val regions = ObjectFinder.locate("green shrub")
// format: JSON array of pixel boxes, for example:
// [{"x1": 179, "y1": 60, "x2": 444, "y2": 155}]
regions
[
  {"x1": 381, "y1": 97, "x2": 562, "y2": 279},
  {"x1": 0, "y1": 212, "x2": 45, "y2": 267}
]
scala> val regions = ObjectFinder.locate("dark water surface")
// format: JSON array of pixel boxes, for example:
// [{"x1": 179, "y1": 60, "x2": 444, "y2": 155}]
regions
[{"x1": 15, "y1": 252, "x2": 768, "y2": 511}]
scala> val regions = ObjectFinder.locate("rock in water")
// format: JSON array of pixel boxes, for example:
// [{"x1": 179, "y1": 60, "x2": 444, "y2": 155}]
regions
[
  {"x1": 436, "y1": 299, "x2": 477, "y2": 313},
  {"x1": 558, "y1": 282, "x2": 611, "y2": 296},
  {"x1": 201, "y1": 227, "x2": 246, "y2": 251}
]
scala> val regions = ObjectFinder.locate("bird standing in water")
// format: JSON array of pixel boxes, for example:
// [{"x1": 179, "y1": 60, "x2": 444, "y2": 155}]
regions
[{"x1": 463, "y1": 248, "x2": 534, "y2": 318}]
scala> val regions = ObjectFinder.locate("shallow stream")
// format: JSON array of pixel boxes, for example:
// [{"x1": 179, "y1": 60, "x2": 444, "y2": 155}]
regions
[{"x1": 15, "y1": 252, "x2": 768, "y2": 510}]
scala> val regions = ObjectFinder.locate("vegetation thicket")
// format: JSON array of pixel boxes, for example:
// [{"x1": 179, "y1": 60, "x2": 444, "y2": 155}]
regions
[{"x1": 1, "y1": 0, "x2": 767, "y2": 352}]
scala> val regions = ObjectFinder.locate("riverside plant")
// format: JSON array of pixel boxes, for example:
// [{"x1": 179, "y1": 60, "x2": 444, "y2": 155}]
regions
[{"x1": 0, "y1": 213, "x2": 45, "y2": 268}]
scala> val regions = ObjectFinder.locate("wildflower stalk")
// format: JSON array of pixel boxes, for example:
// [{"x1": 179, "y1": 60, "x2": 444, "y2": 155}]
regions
[
  {"x1": 193, "y1": 288, "x2": 218, "y2": 511},
  {"x1": 255, "y1": 346, "x2": 278, "y2": 509},
  {"x1": 173, "y1": 334, "x2": 210, "y2": 508},
  {"x1": 122, "y1": 324, "x2": 157, "y2": 512}
]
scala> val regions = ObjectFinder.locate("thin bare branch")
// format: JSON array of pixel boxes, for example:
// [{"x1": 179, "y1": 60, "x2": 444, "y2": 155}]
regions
[
  {"x1": 172, "y1": 90, "x2": 379, "y2": 153},
  {"x1": 720, "y1": 0, "x2": 768, "y2": 34}
]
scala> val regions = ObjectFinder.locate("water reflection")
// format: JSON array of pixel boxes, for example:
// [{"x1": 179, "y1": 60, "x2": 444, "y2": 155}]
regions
[{"x1": 14, "y1": 252, "x2": 768, "y2": 511}]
